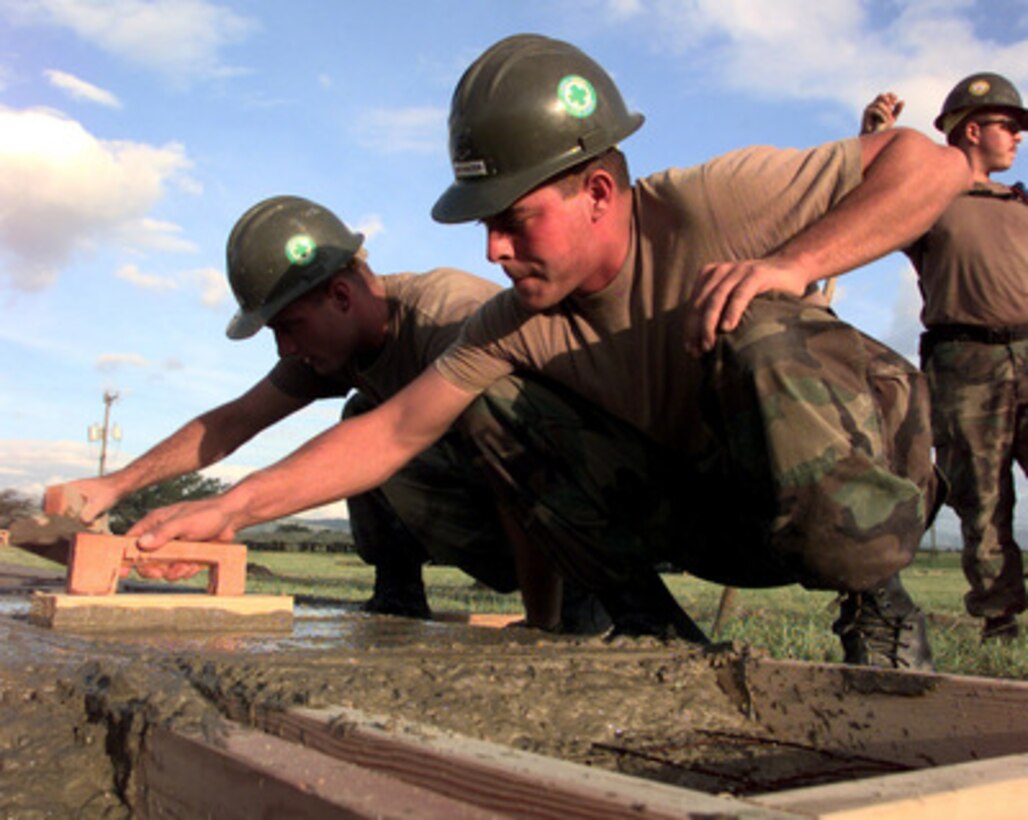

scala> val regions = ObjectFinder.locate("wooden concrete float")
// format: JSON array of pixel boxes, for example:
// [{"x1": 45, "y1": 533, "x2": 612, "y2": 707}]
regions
[
  {"x1": 137, "y1": 656, "x2": 1028, "y2": 819},
  {"x1": 29, "y1": 590, "x2": 294, "y2": 632},
  {"x1": 30, "y1": 531, "x2": 293, "y2": 632}
]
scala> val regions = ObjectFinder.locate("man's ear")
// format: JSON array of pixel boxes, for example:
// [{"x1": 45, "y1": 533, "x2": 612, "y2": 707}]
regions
[
  {"x1": 964, "y1": 120, "x2": 982, "y2": 147},
  {"x1": 583, "y1": 168, "x2": 616, "y2": 220},
  {"x1": 326, "y1": 274, "x2": 351, "y2": 312}
]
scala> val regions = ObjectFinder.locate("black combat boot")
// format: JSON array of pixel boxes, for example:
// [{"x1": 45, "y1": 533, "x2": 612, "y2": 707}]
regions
[
  {"x1": 982, "y1": 614, "x2": 1019, "y2": 642},
  {"x1": 557, "y1": 581, "x2": 613, "y2": 635},
  {"x1": 349, "y1": 481, "x2": 432, "y2": 619},
  {"x1": 832, "y1": 575, "x2": 933, "y2": 670},
  {"x1": 361, "y1": 560, "x2": 432, "y2": 619},
  {"x1": 599, "y1": 568, "x2": 710, "y2": 645}
]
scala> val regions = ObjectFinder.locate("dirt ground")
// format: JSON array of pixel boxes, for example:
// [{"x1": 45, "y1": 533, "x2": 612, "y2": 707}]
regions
[{"x1": 0, "y1": 562, "x2": 928, "y2": 817}]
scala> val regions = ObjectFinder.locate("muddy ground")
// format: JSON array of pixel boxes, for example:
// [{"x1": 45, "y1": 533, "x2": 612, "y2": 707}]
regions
[{"x1": 0, "y1": 563, "x2": 924, "y2": 817}]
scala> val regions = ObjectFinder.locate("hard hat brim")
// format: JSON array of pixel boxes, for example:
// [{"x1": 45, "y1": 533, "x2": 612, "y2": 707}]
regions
[
  {"x1": 224, "y1": 239, "x2": 362, "y2": 340},
  {"x1": 432, "y1": 164, "x2": 547, "y2": 224},
  {"x1": 432, "y1": 114, "x2": 644, "y2": 224}
]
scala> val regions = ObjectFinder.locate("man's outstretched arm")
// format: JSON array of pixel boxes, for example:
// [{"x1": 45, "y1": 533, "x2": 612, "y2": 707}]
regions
[
  {"x1": 128, "y1": 367, "x2": 476, "y2": 548},
  {"x1": 687, "y1": 127, "x2": 971, "y2": 353},
  {"x1": 54, "y1": 378, "x2": 308, "y2": 523}
]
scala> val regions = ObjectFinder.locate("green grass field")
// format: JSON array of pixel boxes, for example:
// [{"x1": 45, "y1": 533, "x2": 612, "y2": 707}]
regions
[{"x1": 7, "y1": 546, "x2": 1025, "y2": 680}]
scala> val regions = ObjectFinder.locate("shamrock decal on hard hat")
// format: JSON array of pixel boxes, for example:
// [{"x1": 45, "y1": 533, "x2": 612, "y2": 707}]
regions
[{"x1": 285, "y1": 234, "x2": 317, "y2": 266}]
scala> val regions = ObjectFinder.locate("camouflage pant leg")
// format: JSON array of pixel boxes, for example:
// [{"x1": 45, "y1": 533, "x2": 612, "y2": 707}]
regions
[
  {"x1": 924, "y1": 339, "x2": 1028, "y2": 618},
  {"x1": 461, "y1": 300, "x2": 934, "y2": 594},
  {"x1": 705, "y1": 296, "x2": 936, "y2": 591},
  {"x1": 458, "y1": 375, "x2": 687, "y2": 592},
  {"x1": 464, "y1": 372, "x2": 821, "y2": 591},
  {"x1": 342, "y1": 393, "x2": 517, "y2": 593}
]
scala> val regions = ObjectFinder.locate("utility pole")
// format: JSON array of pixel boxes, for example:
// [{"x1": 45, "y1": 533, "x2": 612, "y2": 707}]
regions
[{"x1": 88, "y1": 390, "x2": 121, "y2": 476}]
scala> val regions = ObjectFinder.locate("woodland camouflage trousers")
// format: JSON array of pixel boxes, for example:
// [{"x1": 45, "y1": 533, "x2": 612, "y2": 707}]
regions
[
  {"x1": 923, "y1": 337, "x2": 1028, "y2": 618},
  {"x1": 461, "y1": 296, "x2": 938, "y2": 594},
  {"x1": 342, "y1": 391, "x2": 518, "y2": 593}
]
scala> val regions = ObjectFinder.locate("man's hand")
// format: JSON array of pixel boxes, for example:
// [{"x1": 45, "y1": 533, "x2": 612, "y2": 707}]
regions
[
  {"x1": 131, "y1": 559, "x2": 204, "y2": 582},
  {"x1": 685, "y1": 258, "x2": 810, "y2": 355},
  {"x1": 124, "y1": 497, "x2": 240, "y2": 580},
  {"x1": 56, "y1": 477, "x2": 121, "y2": 524},
  {"x1": 127, "y1": 496, "x2": 239, "y2": 551},
  {"x1": 861, "y1": 93, "x2": 904, "y2": 135}
]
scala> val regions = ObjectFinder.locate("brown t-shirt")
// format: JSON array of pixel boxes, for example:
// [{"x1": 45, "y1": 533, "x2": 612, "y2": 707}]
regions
[
  {"x1": 269, "y1": 268, "x2": 501, "y2": 402},
  {"x1": 435, "y1": 139, "x2": 863, "y2": 451},
  {"x1": 906, "y1": 181, "x2": 1028, "y2": 328}
]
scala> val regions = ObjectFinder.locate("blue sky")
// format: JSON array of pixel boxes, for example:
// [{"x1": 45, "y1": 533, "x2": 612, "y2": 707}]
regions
[{"x1": 1, "y1": 0, "x2": 1027, "y2": 533}]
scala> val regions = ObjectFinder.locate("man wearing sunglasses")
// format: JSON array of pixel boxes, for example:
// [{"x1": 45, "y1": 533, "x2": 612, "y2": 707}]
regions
[{"x1": 862, "y1": 73, "x2": 1028, "y2": 642}]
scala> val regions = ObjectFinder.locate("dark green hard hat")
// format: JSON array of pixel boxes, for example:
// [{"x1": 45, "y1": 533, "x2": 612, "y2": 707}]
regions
[
  {"x1": 225, "y1": 195, "x2": 363, "y2": 340},
  {"x1": 934, "y1": 71, "x2": 1028, "y2": 134},
  {"x1": 432, "y1": 34, "x2": 644, "y2": 224}
]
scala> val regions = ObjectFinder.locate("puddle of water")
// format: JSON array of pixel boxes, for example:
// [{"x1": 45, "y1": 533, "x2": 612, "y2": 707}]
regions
[{"x1": 0, "y1": 596, "x2": 538, "y2": 656}]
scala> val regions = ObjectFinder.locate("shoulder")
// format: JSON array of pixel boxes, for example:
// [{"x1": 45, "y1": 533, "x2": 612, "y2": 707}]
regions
[
  {"x1": 638, "y1": 139, "x2": 859, "y2": 195},
  {"x1": 383, "y1": 267, "x2": 499, "y2": 298},
  {"x1": 381, "y1": 268, "x2": 501, "y2": 317}
]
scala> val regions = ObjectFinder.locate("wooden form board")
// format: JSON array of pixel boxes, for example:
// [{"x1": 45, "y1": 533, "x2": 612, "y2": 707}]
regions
[
  {"x1": 756, "y1": 752, "x2": 1028, "y2": 819},
  {"x1": 715, "y1": 656, "x2": 1028, "y2": 767},
  {"x1": 238, "y1": 705, "x2": 790, "y2": 819},
  {"x1": 29, "y1": 591, "x2": 293, "y2": 633},
  {"x1": 141, "y1": 724, "x2": 501, "y2": 819},
  {"x1": 143, "y1": 699, "x2": 1028, "y2": 819}
]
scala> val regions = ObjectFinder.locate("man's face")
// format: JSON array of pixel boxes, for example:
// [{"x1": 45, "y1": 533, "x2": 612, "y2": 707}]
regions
[
  {"x1": 267, "y1": 283, "x2": 359, "y2": 375},
  {"x1": 971, "y1": 112, "x2": 1022, "y2": 173},
  {"x1": 481, "y1": 182, "x2": 599, "y2": 311}
]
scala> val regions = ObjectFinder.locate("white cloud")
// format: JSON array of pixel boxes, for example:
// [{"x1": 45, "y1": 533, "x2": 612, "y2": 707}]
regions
[
  {"x1": 114, "y1": 263, "x2": 227, "y2": 306},
  {"x1": 10, "y1": 0, "x2": 256, "y2": 84},
  {"x1": 116, "y1": 263, "x2": 178, "y2": 292},
  {"x1": 881, "y1": 264, "x2": 925, "y2": 363},
  {"x1": 43, "y1": 68, "x2": 121, "y2": 108},
  {"x1": 354, "y1": 106, "x2": 447, "y2": 154},
  {"x1": 123, "y1": 218, "x2": 199, "y2": 254},
  {"x1": 0, "y1": 106, "x2": 192, "y2": 291},
  {"x1": 356, "y1": 214, "x2": 385, "y2": 241},
  {"x1": 96, "y1": 353, "x2": 148, "y2": 372},
  {"x1": 606, "y1": 0, "x2": 643, "y2": 18},
  {"x1": 624, "y1": 0, "x2": 1028, "y2": 133},
  {"x1": 0, "y1": 439, "x2": 99, "y2": 497},
  {"x1": 185, "y1": 266, "x2": 229, "y2": 307}
]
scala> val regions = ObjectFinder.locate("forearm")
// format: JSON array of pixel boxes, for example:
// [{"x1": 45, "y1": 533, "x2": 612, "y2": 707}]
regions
[
  {"x1": 773, "y1": 129, "x2": 971, "y2": 286},
  {"x1": 129, "y1": 368, "x2": 477, "y2": 548},
  {"x1": 92, "y1": 381, "x2": 304, "y2": 506},
  {"x1": 215, "y1": 410, "x2": 426, "y2": 531},
  {"x1": 105, "y1": 416, "x2": 227, "y2": 497}
]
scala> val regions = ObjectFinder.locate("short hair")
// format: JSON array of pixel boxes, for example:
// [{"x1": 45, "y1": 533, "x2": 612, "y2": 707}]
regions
[
  {"x1": 298, "y1": 248, "x2": 371, "y2": 305},
  {"x1": 551, "y1": 148, "x2": 631, "y2": 198}
]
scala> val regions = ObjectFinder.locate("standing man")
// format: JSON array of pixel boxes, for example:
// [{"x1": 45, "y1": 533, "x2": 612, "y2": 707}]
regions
[
  {"x1": 126, "y1": 35, "x2": 970, "y2": 669},
  {"x1": 863, "y1": 74, "x2": 1028, "y2": 641}
]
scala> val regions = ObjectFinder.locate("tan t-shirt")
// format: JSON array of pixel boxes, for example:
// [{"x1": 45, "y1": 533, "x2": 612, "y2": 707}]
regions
[
  {"x1": 269, "y1": 268, "x2": 501, "y2": 402},
  {"x1": 906, "y1": 181, "x2": 1028, "y2": 328},
  {"x1": 435, "y1": 139, "x2": 863, "y2": 452}
]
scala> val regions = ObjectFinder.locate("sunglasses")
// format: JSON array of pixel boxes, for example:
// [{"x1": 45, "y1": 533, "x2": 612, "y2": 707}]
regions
[{"x1": 975, "y1": 118, "x2": 1022, "y2": 136}]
